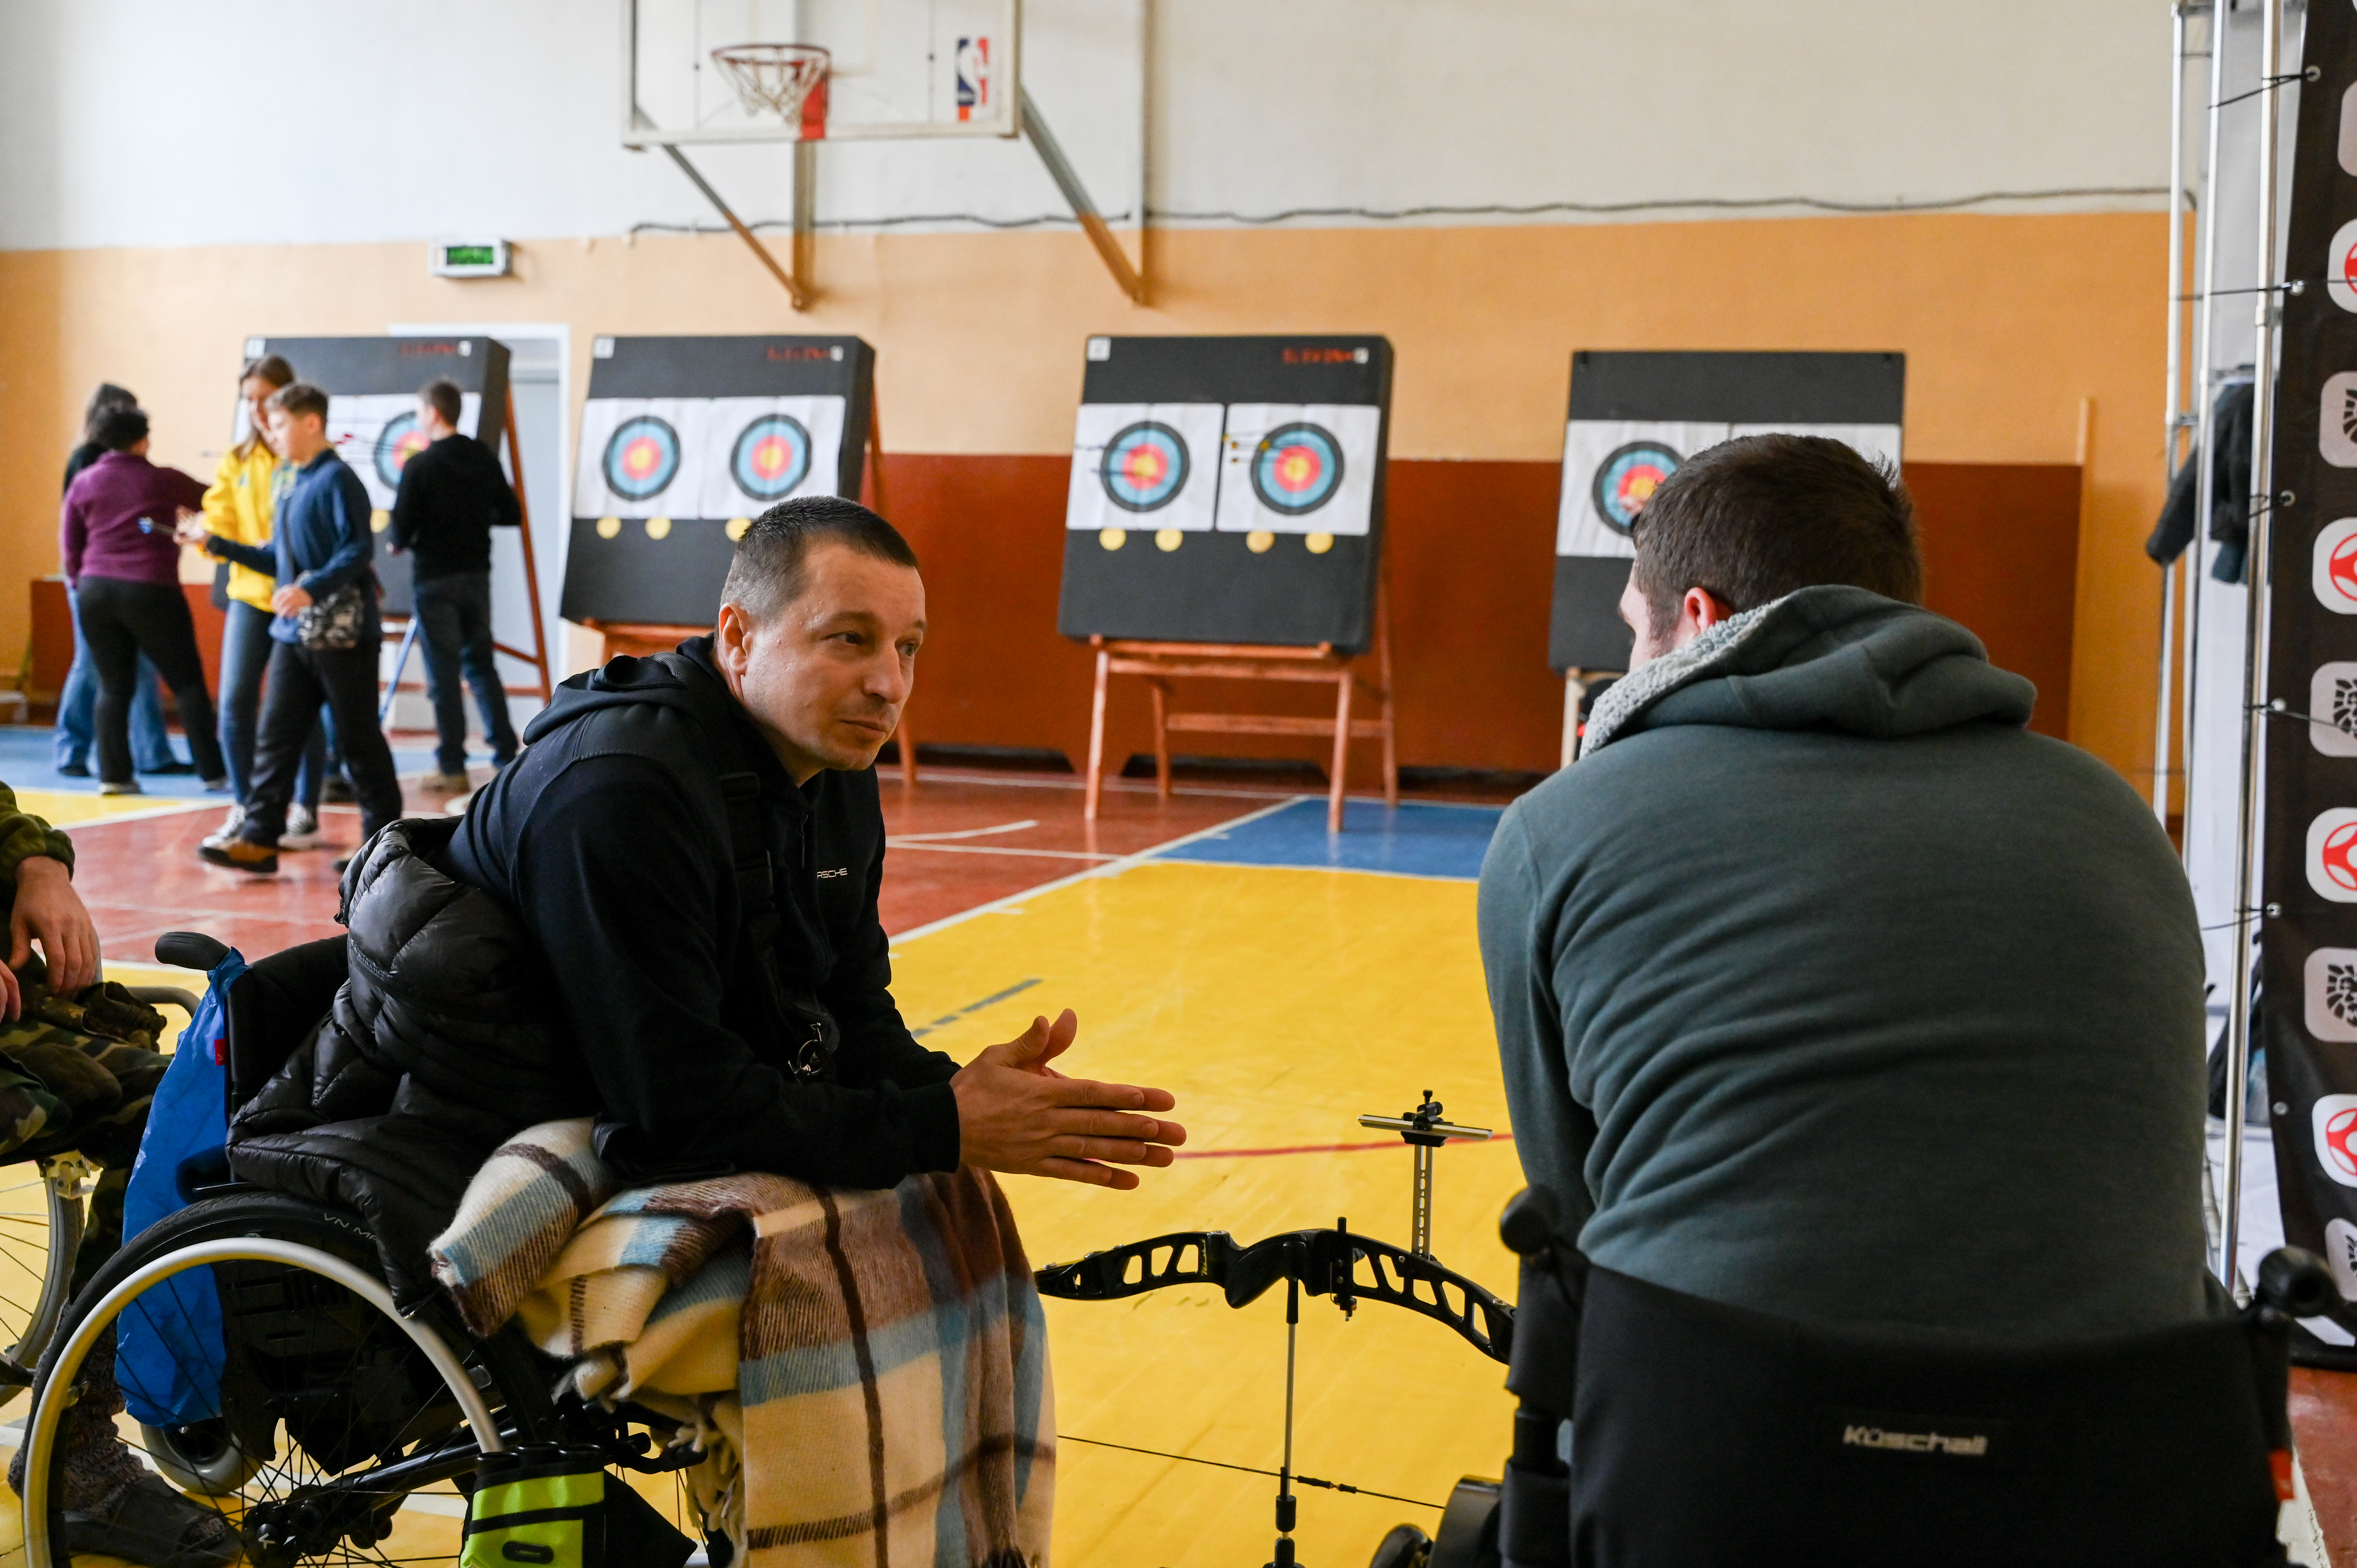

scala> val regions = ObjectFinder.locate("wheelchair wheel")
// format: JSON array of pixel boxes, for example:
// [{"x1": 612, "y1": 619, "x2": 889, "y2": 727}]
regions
[
  {"x1": 0, "y1": 1155, "x2": 89, "y2": 1395},
  {"x1": 21, "y1": 1191, "x2": 539, "y2": 1567}
]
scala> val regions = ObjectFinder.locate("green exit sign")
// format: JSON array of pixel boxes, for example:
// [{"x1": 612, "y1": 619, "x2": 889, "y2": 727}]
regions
[{"x1": 429, "y1": 238, "x2": 510, "y2": 278}]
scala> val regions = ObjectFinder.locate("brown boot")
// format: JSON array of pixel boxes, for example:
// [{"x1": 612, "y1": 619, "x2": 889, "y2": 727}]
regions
[{"x1": 196, "y1": 838, "x2": 277, "y2": 875}]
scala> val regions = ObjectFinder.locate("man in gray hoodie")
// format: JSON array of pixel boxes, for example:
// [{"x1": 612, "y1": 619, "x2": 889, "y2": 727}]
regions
[
  {"x1": 1481, "y1": 433, "x2": 2211, "y2": 1338},
  {"x1": 1479, "y1": 434, "x2": 2233, "y2": 1559}
]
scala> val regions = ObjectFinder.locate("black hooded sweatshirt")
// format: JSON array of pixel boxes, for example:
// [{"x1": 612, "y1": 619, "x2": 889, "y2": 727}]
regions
[{"x1": 443, "y1": 637, "x2": 961, "y2": 1187}]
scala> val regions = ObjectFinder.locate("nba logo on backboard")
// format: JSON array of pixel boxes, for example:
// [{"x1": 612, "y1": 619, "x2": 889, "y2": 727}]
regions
[
  {"x1": 2311, "y1": 809, "x2": 2357, "y2": 902},
  {"x1": 2315, "y1": 519, "x2": 2357, "y2": 613},
  {"x1": 956, "y1": 37, "x2": 990, "y2": 121},
  {"x1": 2317, "y1": 1095, "x2": 2357, "y2": 1186}
]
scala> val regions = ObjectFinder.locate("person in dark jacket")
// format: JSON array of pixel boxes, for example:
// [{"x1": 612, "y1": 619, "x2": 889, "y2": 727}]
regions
[
  {"x1": 225, "y1": 497, "x2": 1186, "y2": 1307},
  {"x1": 1479, "y1": 435, "x2": 2215, "y2": 1557},
  {"x1": 58, "y1": 408, "x2": 229, "y2": 795},
  {"x1": 189, "y1": 382, "x2": 403, "y2": 874},
  {"x1": 446, "y1": 496, "x2": 1184, "y2": 1192},
  {"x1": 388, "y1": 378, "x2": 521, "y2": 791}
]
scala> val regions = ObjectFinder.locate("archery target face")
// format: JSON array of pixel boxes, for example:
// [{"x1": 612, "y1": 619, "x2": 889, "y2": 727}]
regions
[
  {"x1": 732, "y1": 415, "x2": 812, "y2": 500},
  {"x1": 697, "y1": 397, "x2": 845, "y2": 517},
  {"x1": 1067, "y1": 403, "x2": 1223, "y2": 535},
  {"x1": 326, "y1": 392, "x2": 483, "y2": 512},
  {"x1": 574, "y1": 399, "x2": 707, "y2": 518},
  {"x1": 1216, "y1": 404, "x2": 1380, "y2": 536},
  {"x1": 1556, "y1": 420, "x2": 1905, "y2": 559}
]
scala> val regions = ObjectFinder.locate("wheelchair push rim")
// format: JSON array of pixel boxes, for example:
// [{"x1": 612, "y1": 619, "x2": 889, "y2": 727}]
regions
[
  {"x1": 0, "y1": 1158, "x2": 85, "y2": 1391},
  {"x1": 23, "y1": 1234, "x2": 504, "y2": 1566}
]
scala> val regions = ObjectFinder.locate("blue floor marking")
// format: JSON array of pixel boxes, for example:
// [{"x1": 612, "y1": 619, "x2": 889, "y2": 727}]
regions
[
  {"x1": 0, "y1": 726, "x2": 443, "y2": 798},
  {"x1": 1154, "y1": 797, "x2": 1505, "y2": 881}
]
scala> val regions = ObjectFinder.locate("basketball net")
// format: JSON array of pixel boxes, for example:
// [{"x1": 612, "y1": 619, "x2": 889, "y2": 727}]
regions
[{"x1": 710, "y1": 43, "x2": 831, "y2": 139}]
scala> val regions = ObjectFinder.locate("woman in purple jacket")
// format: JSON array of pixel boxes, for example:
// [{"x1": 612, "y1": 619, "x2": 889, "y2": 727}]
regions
[{"x1": 58, "y1": 409, "x2": 228, "y2": 795}]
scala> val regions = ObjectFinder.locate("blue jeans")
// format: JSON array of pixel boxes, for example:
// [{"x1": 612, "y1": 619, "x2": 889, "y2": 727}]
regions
[
  {"x1": 55, "y1": 604, "x2": 173, "y2": 772},
  {"x1": 414, "y1": 572, "x2": 517, "y2": 775},
  {"x1": 217, "y1": 600, "x2": 327, "y2": 809}
]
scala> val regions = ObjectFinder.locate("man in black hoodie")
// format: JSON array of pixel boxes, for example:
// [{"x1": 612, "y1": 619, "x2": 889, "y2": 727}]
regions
[{"x1": 445, "y1": 496, "x2": 1185, "y2": 1193}]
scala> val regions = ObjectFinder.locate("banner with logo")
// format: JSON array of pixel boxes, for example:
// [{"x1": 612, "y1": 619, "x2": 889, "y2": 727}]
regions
[
  {"x1": 2263, "y1": 0, "x2": 2357, "y2": 1359},
  {"x1": 1549, "y1": 351, "x2": 1905, "y2": 673}
]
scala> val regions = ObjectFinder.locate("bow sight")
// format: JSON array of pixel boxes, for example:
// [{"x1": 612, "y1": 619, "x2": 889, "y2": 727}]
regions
[{"x1": 1034, "y1": 1091, "x2": 1520, "y2": 1568}]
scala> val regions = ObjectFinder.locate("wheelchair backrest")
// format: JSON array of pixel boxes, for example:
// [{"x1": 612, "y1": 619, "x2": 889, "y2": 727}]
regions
[{"x1": 224, "y1": 935, "x2": 350, "y2": 1115}]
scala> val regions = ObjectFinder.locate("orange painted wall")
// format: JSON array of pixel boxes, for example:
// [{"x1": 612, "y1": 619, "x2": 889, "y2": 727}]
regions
[{"x1": 0, "y1": 210, "x2": 2168, "y2": 783}]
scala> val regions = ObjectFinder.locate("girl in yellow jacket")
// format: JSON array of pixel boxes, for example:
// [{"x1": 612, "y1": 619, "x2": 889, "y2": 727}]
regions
[{"x1": 201, "y1": 355, "x2": 328, "y2": 852}]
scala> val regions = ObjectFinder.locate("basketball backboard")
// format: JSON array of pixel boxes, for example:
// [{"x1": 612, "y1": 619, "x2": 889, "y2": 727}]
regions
[{"x1": 622, "y1": 0, "x2": 1022, "y2": 144}]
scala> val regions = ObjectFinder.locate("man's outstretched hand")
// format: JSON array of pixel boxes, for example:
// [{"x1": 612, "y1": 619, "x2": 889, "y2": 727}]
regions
[{"x1": 952, "y1": 1009, "x2": 1185, "y2": 1189}]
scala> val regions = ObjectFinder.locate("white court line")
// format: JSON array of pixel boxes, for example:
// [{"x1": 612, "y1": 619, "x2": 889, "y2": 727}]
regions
[
  {"x1": 888, "y1": 795, "x2": 1308, "y2": 950},
  {"x1": 886, "y1": 842, "x2": 1113, "y2": 862},
  {"x1": 889, "y1": 819, "x2": 1040, "y2": 842}
]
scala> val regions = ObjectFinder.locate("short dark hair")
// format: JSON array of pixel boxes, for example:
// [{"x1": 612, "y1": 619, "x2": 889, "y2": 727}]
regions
[
  {"x1": 1629, "y1": 433, "x2": 1921, "y2": 629},
  {"x1": 93, "y1": 407, "x2": 149, "y2": 453},
  {"x1": 268, "y1": 382, "x2": 330, "y2": 425},
  {"x1": 420, "y1": 378, "x2": 463, "y2": 427},
  {"x1": 242, "y1": 354, "x2": 295, "y2": 390},
  {"x1": 722, "y1": 495, "x2": 919, "y2": 619},
  {"x1": 81, "y1": 383, "x2": 136, "y2": 443}
]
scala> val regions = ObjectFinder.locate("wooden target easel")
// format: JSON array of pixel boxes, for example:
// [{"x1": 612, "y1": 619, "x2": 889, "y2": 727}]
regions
[
  {"x1": 380, "y1": 385, "x2": 555, "y2": 726},
  {"x1": 1083, "y1": 582, "x2": 1397, "y2": 833},
  {"x1": 579, "y1": 416, "x2": 917, "y2": 787}
]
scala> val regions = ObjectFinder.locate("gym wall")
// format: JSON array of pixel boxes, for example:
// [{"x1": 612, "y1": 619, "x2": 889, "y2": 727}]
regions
[{"x1": 0, "y1": 0, "x2": 2171, "y2": 786}]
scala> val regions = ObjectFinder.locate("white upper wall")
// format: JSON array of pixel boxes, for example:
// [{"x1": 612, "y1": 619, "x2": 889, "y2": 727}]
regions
[{"x1": 0, "y1": 0, "x2": 2169, "y2": 252}]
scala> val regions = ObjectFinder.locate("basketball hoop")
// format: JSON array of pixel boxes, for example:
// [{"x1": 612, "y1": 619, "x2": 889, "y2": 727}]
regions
[{"x1": 710, "y1": 42, "x2": 831, "y2": 138}]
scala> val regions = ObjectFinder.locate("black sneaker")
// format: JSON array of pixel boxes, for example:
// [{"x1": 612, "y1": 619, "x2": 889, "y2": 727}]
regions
[
  {"x1": 59, "y1": 1474, "x2": 239, "y2": 1568},
  {"x1": 197, "y1": 839, "x2": 278, "y2": 876},
  {"x1": 55, "y1": 762, "x2": 88, "y2": 778},
  {"x1": 322, "y1": 775, "x2": 356, "y2": 803},
  {"x1": 143, "y1": 760, "x2": 197, "y2": 776}
]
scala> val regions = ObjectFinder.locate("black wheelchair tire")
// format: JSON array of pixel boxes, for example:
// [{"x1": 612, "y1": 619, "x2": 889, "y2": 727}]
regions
[{"x1": 23, "y1": 1189, "x2": 553, "y2": 1564}]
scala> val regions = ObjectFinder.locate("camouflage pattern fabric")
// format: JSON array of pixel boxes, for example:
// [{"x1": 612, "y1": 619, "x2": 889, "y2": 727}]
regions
[{"x1": 0, "y1": 955, "x2": 170, "y2": 1169}]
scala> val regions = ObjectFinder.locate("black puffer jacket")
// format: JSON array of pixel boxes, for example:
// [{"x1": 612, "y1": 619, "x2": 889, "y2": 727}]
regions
[{"x1": 228, "y1": 817, "x2": 591, "y2": 1303}]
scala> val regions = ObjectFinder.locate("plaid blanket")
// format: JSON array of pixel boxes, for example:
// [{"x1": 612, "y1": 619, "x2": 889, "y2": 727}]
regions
[{"x1": 428, "y1": 1120, "x2": 1055, "y2": 1567}]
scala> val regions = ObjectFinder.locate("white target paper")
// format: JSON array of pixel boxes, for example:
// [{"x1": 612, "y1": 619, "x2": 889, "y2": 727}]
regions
[
  {"x1": 1215, "y1": 403, "x2": 1382, "y2": 537},
  {"x1": 696, "y1": 396, "x2": 846, "y2": 519},
  {"x1": 1557, "y1": 419, "x2": 1905, "y2": 558},
  {"x1": 574, "y1": 398, "x2": 712, "y2": 519},
  {"x1": 326, "y1": 392, "x2": 482, "y2": 514},
  {"x1": 576, "y1": 396, "x2": 846, "y2": 520},
  {"x1": 1065, "y1": 403, "x2": 1224, "y2": 533}
]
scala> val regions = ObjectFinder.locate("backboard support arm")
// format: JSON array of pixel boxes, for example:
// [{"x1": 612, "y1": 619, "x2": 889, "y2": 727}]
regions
[
  {"x1": 659, "y1": 142, "x2": 814, "y2": 311},
  {"x1": 1021, "y1": 87, "x2": 1146, "y2": 305}
]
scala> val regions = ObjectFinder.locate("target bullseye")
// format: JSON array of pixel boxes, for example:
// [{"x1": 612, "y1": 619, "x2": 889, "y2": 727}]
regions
[
  {"x1": 1592, "y1": 441, "x2": 1681, "y2": 535},
  {"x1": 374, "y1": 413, "x2": 429, "y2": 492},
  {"x1": 1101, "y1": 422, "x2": 1192, "y2": 513},
  {"x1": 730, "y1": 413, "x2": 814, "y2": 501},
  {"x1": 1249, "y1": 422, "x2": 1345, "y2": 516},
  {"x1": 603, "y1": 415, "x2": 682, "y2": 503}
]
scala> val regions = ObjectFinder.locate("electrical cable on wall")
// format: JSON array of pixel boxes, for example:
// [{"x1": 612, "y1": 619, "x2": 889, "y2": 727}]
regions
[{"x1": 626, "y1": 183, "x2": 2176, "y2": 240}]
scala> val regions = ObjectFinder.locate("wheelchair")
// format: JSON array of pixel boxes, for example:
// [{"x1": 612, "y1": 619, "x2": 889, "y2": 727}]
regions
[
  {"x1": 15, "y1": 931, "x2": 707, "y2": 1568},
  {"x1": 0, "y1": 978, "x2": 202, "y2": 1401}
]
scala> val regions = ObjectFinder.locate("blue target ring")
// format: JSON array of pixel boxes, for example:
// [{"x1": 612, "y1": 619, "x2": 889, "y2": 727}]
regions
[
  {"x1": 1100, "y1": 421, "x2": 1191, "y2": 513},
  {"x1": 375, "y1": 413, "x2": 428, "y2": 492},
  {"x1": 1592, "y1": 441, "x2": 1681, "y2": 535},
  {"x1": 603, "y1": 415, "x2": 682, "y2": 503},
  {"x1": 731, "y1": 414, "x2": 814, "y2": 502},
  {"x1": 1249, "y1": 422, "x2": 1344, "y2": 516}
]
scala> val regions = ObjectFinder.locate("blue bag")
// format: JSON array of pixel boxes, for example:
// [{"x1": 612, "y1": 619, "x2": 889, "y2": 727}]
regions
[{"x1": 117, "y1": 945, "x2": 244, "y2": 1426}]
